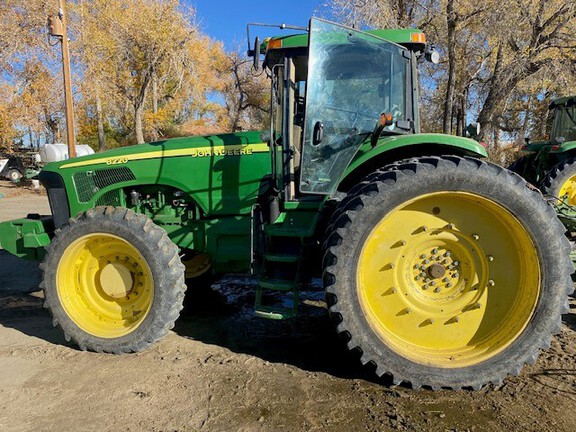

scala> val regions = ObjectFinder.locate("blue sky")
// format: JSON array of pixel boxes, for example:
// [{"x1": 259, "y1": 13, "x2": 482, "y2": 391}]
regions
[{"x1": 188, "y1": 1, "x2": 329, "y2": 51}]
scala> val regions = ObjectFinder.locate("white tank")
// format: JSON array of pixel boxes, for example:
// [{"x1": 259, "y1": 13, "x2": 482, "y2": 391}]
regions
[{"x1": 39, "y1": 144, "x2": 95, "y2": 163}]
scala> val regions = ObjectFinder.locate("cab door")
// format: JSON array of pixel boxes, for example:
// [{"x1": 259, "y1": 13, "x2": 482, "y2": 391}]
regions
[{"x1": 300, "y1": 18, "x2": 411, "y2": 194}]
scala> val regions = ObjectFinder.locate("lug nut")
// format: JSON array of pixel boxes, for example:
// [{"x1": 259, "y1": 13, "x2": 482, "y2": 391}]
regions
[
  {"x1": 434, "y1": 287, "x2": 441, "y2": 293},
  {"x1": 487, "y1": 280, "x2": 495, "y2": 287},
  {"x1": 420, "y1": 254, "x2": 427, "y2": 259},
  {"x1": 415, "y1": 275, "x2": 421, "y2": 280},
  {"x1": 389, "y1": 263, "x2": 395, "y2": 269},
  {"x1": 425, "y1": 278, "x2": 431, "y2": 283},
  {"x1": 453, "y1": 261, "x2": 459, "y2": 266},
  {"x1": 447, "y1": 223, "x2": 455, "y2": 230},
  {"x1": 443, "y1": 278, "x2": 450, "y2": 283},
  {"x1": 432, "y1": 248, "x2": 439, "y2": 254},
  {"x1": 446, "y1": 283, "x2": 452, "y2": 288},
  {"x1": 487, "y1": 255, "x2": 494, "y2": 262},
  {"x1": 430, "y1": 281, "x2": 436, "y2": 286},
  {"x1": 472, "y1": 234, "x2": 480, "y2": 240},
  {"x1": 421, "y1": 225, "x2": 428, "y2": 231}
]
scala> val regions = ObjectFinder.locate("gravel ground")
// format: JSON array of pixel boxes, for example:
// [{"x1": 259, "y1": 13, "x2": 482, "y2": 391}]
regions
[{"x1": 1, "y1": 180, "x2": 576, "y2": 432}]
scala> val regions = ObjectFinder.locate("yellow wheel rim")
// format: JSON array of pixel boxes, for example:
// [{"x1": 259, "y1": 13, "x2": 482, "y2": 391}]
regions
[
  {"x1": 558, "y1": 176, "x2": 576, "y2": 206},
  {"x1": 357, "y1": 192, "x2": 541, "y2": 368},
  {"x1": 56, "y1": 233, "x2": 154, "y2": 338},
  {"x1": 182, "y1": 253, "x2": 211, "y2": 279}
]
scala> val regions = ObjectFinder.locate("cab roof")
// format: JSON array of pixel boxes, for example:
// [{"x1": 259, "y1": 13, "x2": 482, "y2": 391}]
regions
[
  {"x1": 551, "y1": 96, "x2": 576, "y2": 108},
  {"x1": 261, "y1": 28, "x2": 427, "y2": 55}
]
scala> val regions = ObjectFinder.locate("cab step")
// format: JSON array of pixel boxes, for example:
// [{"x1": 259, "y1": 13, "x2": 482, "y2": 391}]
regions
[{"x1": 254, "y1": 304, "x2": 297, "y2": 320}]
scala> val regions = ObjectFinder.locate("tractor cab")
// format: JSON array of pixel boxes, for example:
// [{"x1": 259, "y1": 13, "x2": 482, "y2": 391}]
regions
[
  {"x1": 249, "y1": 18, "x2": 428, "y2": 199},
  {"x1": 550, "y1": 97, "x2": 576, "y2": 145}
]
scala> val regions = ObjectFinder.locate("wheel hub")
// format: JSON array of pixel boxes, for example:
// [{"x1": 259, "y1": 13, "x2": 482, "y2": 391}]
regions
[
  {"x1": 99, "y1": 262, "x2": 134, "y2": 298},
  {"x1": 427, "y1": 263, "x2": 446, "y2": 279}
]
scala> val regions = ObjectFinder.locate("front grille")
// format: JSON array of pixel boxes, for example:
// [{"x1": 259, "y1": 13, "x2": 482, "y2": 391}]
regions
[{"x1": 73, "y1": 167, "x2": 135, "y2": 203}]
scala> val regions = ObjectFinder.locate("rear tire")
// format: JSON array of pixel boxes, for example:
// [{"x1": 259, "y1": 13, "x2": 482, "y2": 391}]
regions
[
  {"x1": 323, "y1": 156, "x2": 572, "y2": 390},
  {"x1": 540, "y1": 158, "x2": 576, "y2": 206},
  {"x1": 41, "y1": 206, "x2": 186, "y2": 353}
]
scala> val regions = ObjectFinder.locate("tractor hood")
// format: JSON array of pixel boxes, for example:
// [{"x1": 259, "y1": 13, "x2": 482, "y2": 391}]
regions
[
  {"x1": 43, "y1": 131, "x2": 267, "y2": 172},
  {"x1": 39, "y1": 131, "x2": 271, "y2": 221}
]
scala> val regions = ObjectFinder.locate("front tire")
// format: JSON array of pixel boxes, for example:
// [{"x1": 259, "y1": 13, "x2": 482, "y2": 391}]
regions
[
  {"x1": 540, "y1": 157, "x2": 576, "y2": 206},
  {"x1": 41, "y1": 206, "x2": 186, "y2": 353},
  {"x1": 323, "y1": 156, "x2": 572, "y2": 389}
]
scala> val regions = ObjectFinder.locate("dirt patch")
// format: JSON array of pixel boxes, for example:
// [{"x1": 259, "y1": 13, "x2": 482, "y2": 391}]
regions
[
  {"x1": 1, "y1": 183, "x2": 576, "y2": 431},
  {"x1": 0, "y1": 180, "x2": 46, "y2": 198}
]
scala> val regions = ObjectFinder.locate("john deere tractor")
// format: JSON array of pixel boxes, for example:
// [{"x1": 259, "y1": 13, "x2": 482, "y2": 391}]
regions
[
  {"x1": 509, "y1": 96, "x2": 576, "y2": 198},
  {"x1": 509, "y1": 96, "x2": 576, "y2": 244},
  {"x1": 0, "y1": 19, "x2": 572, "y2": 390}
]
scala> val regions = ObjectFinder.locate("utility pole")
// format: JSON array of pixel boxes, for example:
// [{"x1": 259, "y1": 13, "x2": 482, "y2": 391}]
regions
[{"x1": 48, "y1": 0, "x2": 76, "y2": 158}]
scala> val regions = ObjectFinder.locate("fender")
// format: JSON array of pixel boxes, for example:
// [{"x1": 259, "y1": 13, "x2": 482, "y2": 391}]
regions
[
  {"x1": 339, "y1": 133, "x2": 487, "y2": 190},
  {"x1": 549, "y1": 140, "x2": 576, "y2": 155}
]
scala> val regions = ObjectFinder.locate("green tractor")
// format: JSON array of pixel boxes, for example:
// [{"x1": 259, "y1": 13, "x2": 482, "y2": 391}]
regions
[
  {"x1": 0, "y1": 18, "x2": 572, "y2": 390},
  {"x1": 509, "y1": 96, "x2": 576, "y2": 242},
  {"x1": 509, "y1": 96, "x2": 576, "y2": 199}
]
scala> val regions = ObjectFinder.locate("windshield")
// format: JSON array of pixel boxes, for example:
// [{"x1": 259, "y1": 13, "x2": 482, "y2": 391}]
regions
[
  {"x1": 552, "y1": 105, "x2": 576, "y2": 142},
  {"x1": 300, "y1": 18, "x2": 410, "y2": 194}
]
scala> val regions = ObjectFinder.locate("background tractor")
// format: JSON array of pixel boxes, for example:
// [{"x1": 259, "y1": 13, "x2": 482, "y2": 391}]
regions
[
  {"x1": 508, "y1": 96, "x2": 576, "y2": 256},
  {"x1": 509, "y1": 96, "x2": 576, "y2": 200},
  {"x1": 0, "y1": 18, "x2": 572, "y2": 390}
]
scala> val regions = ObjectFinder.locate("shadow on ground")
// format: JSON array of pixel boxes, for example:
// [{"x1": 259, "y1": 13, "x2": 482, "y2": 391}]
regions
[
  {"x1": 0, "y1": 291, "x2": 70, "y2": 348},
  {"x1": 175, "y1": 277, "x2": 384, "y2": 383},
  {"x1": 562, "y1": 301, "x2": 576, "y2": 333},
  {"x1": 0, "y1": 251, "x2": 382, "y2": 383}
]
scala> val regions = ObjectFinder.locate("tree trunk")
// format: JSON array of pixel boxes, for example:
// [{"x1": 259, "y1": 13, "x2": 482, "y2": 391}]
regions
[
  {"x1": 133, "y1": 70, "x2": 152, "y2": 144},
  {"x1": 442, "y1": 0, "x2": 457, "y2": 134},
  {"x1": 518, "y1": 96, "x2": 532, "y2": 146},
  {"x1": 477, "y1": 44, "x2": 503, "y2": 142},
  {"x1": 134, "y1": 103, "x2": 145, "y2": 144},
  {"x1": 152, "y1": 68, "x2": 158, "y2": 114},
  {"x1": 96, "y1": 93, "x2": 106, "y2": 152},
  {"x1": 28, "y1": 127, "x2": 34, "y2": 151}
]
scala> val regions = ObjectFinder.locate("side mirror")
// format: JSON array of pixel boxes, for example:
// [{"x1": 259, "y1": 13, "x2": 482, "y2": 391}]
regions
[
  {"x1": 252, "y1": 36, "x2": 260, "y2": 70},
  {"x1": 425, "y1": 46, "x2": 440, "y2": 64}
]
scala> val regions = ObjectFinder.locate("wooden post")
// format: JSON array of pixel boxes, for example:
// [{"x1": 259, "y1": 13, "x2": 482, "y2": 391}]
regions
[{"x1": 58, "y1": 0, "x2": 76, "y2": 158}]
